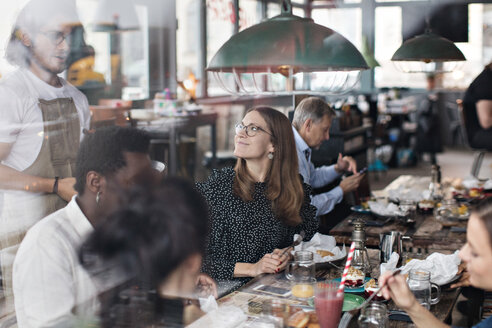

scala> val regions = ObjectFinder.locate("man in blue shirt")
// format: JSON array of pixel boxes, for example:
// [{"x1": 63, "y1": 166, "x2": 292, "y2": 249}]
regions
[{"x1": 292, "y1": 97, "x2": 364, "y2": 217}]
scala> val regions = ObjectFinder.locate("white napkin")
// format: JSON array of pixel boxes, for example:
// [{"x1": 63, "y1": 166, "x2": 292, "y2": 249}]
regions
[
  {"x1": 380, "y1": 252, "x2": 400, "y2": 276},
  {"x1": 368, "y1": 201, "x2": 403, "y2": 217},
  {"x1": 199, "y1": 295, "x2": 219, "y2": 313},
  {"x1": 293, "y1": 233, "x2": 346, "y2": 263},
  {"x1": 387, "y1": 187, "x2": 425, "y2": 203},
  {"x1": 186, "y1": 305, "x2": 247, "y2": 328},
  {"x1": 400, "y1": 251, "x2": 461, "y2": 285},
  {"x1": 462, "y1": 176, "x2": 492, "y2": 190}
]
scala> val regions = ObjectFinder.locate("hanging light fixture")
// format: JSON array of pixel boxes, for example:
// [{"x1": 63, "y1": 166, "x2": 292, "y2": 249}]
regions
[
  {"x1": 206, "y1": 0, "x2": 369, "y2": 95},
  {"x1": 391, "y1": 14, "x2": 466, "y2": 74},
  {"x1": 91, "y1": 0, "x2": 140, "y2": 32},
  {"x1": 361, "y1": 35, "x2": 380, "y2": 69}
]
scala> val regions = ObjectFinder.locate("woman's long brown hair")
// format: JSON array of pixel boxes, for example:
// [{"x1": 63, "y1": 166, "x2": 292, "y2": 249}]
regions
[
  {"x1": 474, "y1": 198, "x2": 492, "y2": 249},
  {"x1": 233, "y1": 107, "x2": 304, "y2": 226}
]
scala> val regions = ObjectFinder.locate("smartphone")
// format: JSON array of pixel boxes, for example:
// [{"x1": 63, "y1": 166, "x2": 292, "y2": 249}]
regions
[
  {"x1": 253, "y1": 284, "x2": 291, "y2": 297},
  {"x1": 358, "y1": 167, "x2": 368, "y2": 175}
]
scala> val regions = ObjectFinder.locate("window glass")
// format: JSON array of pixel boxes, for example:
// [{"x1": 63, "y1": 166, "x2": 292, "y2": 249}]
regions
[
  {"x1": 239, "y1": 0, "x2": 262, "y2": 31},
  {"x1": 374, "y1": 6, "x2": 425, "y2": 88},
  {"x1": 443, "y1": 4, "x2": 488, "y2": 89},
  {"x1": 177, "y1": 0, "x2": 200, "y2": 99},
  {"x1": 206, "y1": 0, "x2": 235, "y2": 96},
  {"x1": 76, "y1": 0, "x2": 149, "y2": 101},
  {"x1": 312, "y1": 8, "x2": 362, "y2": 50},
  {"x1": 267, "y1": 2, "x2": 280, "y2": 18}
]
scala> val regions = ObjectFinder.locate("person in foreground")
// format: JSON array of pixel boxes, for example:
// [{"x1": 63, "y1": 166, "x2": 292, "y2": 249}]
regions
[
  {"x1": 0, "y1": 0, "x2": 90, "y2": 312},
  {"x1": 292, "y1": 97, "x2": 364, "y2": 218},
  {"x1": 379, "y1": 198, "x2": 492, "y2": 328},
  {"x1": 80, "y1": 178, "x2": 214, "y2": 327},
  {"x1": 196, "y1": 106, "x2": 318, "y2": 292},
  {"x1": 12, "y1": 127, "x2": 159, "y2": 327}
]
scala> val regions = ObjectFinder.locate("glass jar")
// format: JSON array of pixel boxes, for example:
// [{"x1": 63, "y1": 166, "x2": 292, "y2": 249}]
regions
[
  {"x1": 435, "y1": 199, "x2": 459, "y2": 223},
  {"x1": 261, "y1": 299, "x2": 289, "y2": 328},
  {"x1": 352, "y1": 243, "x2": 372, "y2": 275},
  {"x1": 285, "y1": 251, "x2": 316, "y2": 299},
  {"x1": 357, "y1": 302, "x2": 389, "y2": 328}
]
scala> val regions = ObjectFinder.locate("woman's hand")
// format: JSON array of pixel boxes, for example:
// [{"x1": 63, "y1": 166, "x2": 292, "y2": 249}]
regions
[
  {"x1": 195, "y1": 273, "x2": 218, "y2": 298},
  {"x1": 271, "y1": 247, "x2": 291, "y2": 272},
  {"x1": 250, "y1": 253, "x2": 284, "y2": 277},
  {"x1": 379, "y1": 272, "x2": 417, "y2": 311},
  {"x1": 450, "y1": 263, "x2": 470, "y2": 289}
]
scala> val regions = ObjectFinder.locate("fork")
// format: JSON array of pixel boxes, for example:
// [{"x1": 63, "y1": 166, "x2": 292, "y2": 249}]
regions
[
  {"x1": 279, "y1": 230, "x2": 305, "y2": 258},
  {"x1": 338, "y1": 269, "x2": 402, "y2": 328}
]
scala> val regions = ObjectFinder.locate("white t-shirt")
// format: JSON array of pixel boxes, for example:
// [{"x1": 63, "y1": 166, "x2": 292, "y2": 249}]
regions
[
  {"x1": 0, "y1": 68, "x2": 90, "y2": 171},
  {"x1": 13, "y1": 196, "x2": 99, "y2": 327}
]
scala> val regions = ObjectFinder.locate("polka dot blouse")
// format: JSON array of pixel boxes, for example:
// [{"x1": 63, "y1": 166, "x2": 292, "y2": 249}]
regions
[{"x1": 195, "y1": 167, "x2": 318, "y2": 290}]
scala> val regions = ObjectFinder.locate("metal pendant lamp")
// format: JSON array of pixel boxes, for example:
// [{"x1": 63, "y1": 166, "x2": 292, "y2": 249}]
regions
[
  {"x1": 91, "y1": 0, "x2": 140, "y2": 32},
  {"x1": 391, "y1": 28, "x2": 466, "y2": 74},
  {"x1": 207, "y1": 0, "x2": 369, "y2": 95}
]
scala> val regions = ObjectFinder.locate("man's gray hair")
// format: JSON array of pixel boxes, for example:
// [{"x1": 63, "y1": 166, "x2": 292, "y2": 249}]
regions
[{"x1": 292, "y1": 97, "x2": 336, "y2": 130}]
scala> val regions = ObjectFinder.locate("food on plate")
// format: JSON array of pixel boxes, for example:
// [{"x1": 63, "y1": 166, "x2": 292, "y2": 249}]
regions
[
  {"x1": 346, "y1": 266, "x2": 365, "y2": 287},
  {"x1": 316, "y1": 249, "x2": 335, "y2": 257},
  {"x1": 458, "y1": 204, "x2": 469, "y2": 216},
  {"x1": 418, "y1": 199, "x2": 435, "y2": 213},
  {"x1": 292, "y1": 283, "x2": 314, "y2": 298},
  {"x1": 307, "y1": 312, "x2": 320, "y2": 328},
  {"x1": 288, "y1": 310, "x2": 309, "y2": 328},
  {"x1": 364, "y1": 279, "x2": 385, "y2": 301},
  {"x1": 469, "y1": 188, "x2": 483, "y2": 198}
]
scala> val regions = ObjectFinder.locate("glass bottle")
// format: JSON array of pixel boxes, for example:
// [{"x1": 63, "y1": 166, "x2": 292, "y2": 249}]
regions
[
  {"x1": 429, "y1": 165, "x2": 442, "y2": 201},
  {"x1": 358, "y1": 302, "x2": 389, "y2": 328},
  {"x1": 351, "y1": 219, "x2": 372, "y2": 275}
]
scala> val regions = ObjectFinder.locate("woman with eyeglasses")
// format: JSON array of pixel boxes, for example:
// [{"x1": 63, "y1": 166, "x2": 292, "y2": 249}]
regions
[{"x1": 196, "y1": 106, "x2": 318, "y2": 293}]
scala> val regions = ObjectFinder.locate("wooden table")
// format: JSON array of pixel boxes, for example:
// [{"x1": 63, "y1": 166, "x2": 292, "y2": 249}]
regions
[
  {"x1": 330, "y1": 211, "x2": 467, "y2": 252},
  {"x1": 218, "y1": 249, "x2": 461, "y2": 327},
  {"x1": 331, "y1": 175, "x2": 467, "y2": 252}
]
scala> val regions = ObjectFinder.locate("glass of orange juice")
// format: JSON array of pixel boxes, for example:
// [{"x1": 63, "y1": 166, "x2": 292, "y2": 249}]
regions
[{"x1": 285, "y1": 251, "x2": 316, "y2": 299}]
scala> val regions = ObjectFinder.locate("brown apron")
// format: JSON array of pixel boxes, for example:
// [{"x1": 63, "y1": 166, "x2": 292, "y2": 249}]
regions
[{"x1": 0, "y1": 97, "x2": 80, "y2": 316}]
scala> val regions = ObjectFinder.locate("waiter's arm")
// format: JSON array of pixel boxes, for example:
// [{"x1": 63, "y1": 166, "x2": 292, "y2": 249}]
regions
[
  {"x1": 0, "y1": 142, "x2": 75, "y2": 201},
  {"x1": 476, "y1": 100, "x2": 492, "y2": 130}
]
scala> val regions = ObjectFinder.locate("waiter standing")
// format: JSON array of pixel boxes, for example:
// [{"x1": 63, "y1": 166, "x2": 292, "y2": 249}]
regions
[{"x1": 0, "y1": 0, "x2": 90, "y2": 317}]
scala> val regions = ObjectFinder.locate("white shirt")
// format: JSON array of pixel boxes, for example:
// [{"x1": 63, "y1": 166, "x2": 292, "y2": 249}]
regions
[
  {"x1": 292, "y1": 126, "x2": 344, "y2": 216},
  {"x1": 13, "y1": 197, "x2": 98, "y2": 327},
  {"x1": 0, "y1": 68, "x2": 90, "y2": 172}
]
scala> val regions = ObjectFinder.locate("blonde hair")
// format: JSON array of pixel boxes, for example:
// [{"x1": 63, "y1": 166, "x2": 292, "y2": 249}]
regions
[{"x1": 233, "y1": 107, "x2": 304, "y2": 226}]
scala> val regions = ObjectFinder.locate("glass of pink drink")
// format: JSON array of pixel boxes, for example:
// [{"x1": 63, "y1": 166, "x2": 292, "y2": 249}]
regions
[{"x1": 314, "y1": 282, "x2": 344, "y2": 328}]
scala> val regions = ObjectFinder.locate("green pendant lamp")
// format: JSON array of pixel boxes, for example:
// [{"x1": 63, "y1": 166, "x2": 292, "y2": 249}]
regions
[
  {"x1": 391, "y1": 28, "x2": 466, "y2": 73},
  {"x1": 207, "y1": 0, "x2": 368, "y2": 95}
]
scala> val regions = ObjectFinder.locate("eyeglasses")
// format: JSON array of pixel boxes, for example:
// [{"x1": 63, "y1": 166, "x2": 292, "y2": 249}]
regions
[
  {"x1": 40, "y1": 31, "x2": 71, "y2": 46},
  {"x1": 235, "y1": 123, "x2": 272, "y2": 137}
]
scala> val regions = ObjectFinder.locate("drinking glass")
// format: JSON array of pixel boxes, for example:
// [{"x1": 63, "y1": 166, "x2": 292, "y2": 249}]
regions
[
  {"x1": 407, "y1": 269, "x2": 440, "y2": 310},
  {"x1": 398, "y1": 199, "x2": 416, "y2": 221},
  {"x1": 358, "y1": 302, "x2": 389, "y2": 328},
  {"x1": 285, "y1": 251, "x2": 316, "y2": 299},
  {"x1": 315, "y1": 282, "x2": 344, "y2": 328},
  {"x1": 261, "y1": 299, "x2": 289, "y2": 328}
]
